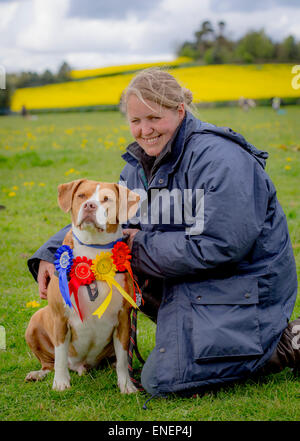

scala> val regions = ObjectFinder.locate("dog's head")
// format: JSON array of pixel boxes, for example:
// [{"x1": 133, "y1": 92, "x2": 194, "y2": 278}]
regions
[{"x1": 57, "y1": 179, "x2": 140, "y2": 234}]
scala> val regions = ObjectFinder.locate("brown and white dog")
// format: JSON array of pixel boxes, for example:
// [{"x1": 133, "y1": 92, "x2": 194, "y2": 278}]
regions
[{"x1": 25, "y1": 179, "x2": 140, "y2": 393}]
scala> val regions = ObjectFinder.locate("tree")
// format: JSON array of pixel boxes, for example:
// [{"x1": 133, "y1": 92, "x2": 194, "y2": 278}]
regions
[
  {"x1": 177, "y1": 20, "x2": 234, "y2": 63},
  {"x1": 177, "y1": 41, "x2": 198, "y2": 60},
  {"x1": 194, "y1": 20, "x2": 215, "y2": 57},
  {"x1": 234, "y1": 30, "x2": 275, "y2": 63},
  {"x1": 277, "y1": 35, "x2": 299, "y2": 61},
  {"x1": 57, "y1": 61, "x2": 71, "y2": 82},
  {"x1": 209, "y1": 21, "x2": 235, "y2": 64},
  {"x1": 41, "y1": 69, "x2": 55, "y2": 84}
]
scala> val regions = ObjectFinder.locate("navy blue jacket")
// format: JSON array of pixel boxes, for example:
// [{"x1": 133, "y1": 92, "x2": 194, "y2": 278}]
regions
[{"x1": 120, "y1": 111, "x2": 298, "y2": 393}]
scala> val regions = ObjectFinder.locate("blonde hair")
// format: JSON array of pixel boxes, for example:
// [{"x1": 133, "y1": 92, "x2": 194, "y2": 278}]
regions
[{"x1": 120, "y1": 68, "x2": 194, "y2": 114}]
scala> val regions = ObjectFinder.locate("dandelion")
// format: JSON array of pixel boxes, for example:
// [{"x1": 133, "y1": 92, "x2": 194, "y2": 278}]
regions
[
  {"x1": 26, "y1": 301, "x2": 40, "y2": 308},
  {"x1": 80, "y1": 139, "x2": 88, "y2": 148},
  {"x1": 12, "y1": 186, "x2": 19, "y2": 191},
  {"x1": 26, "y1": 132, "x2": 36, "y2": 140},
  {"x1": 65, "y1": 128, "x2": 74, "y2": 135},
  {"x1": 65, "y1": 168, "x2": 76, "y2": 176},
  {"x1": 285, "y1": 157, "x2": 292, "y2": 162},
  {"x1": 284, "y1": 165, "x2": 291, "y2": 170},
  {"x1": 38, "y1": 182, "x2": 45, "y2": 187},
  {"x1": 8, "y1": 191, "x2": 16, "y2": 197},
  {"x1": 23, "y1": 181, "x2": 35, "y2": 191}
]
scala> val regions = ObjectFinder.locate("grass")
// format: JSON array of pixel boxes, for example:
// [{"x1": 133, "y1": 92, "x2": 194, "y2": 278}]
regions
[{"x1": 0, "y1": 106, "x2": 299, "y2": 421}]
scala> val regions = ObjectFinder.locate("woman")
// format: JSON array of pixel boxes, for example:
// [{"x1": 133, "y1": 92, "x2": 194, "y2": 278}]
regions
[{"x1": 28, "y1": 68, "x2": 299, "y2": 397}]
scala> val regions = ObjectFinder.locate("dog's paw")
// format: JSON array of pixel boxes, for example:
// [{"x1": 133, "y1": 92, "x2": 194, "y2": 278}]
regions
[
  {"x1": 118, "y1": 378, "x2": 138, "y2": 394},
  {"x1": 52, "y1": 375, "x2": 71, "y2": 391},
  {"x1": 76, "y1": 365, "x2": 87, "y2": 376},
  {"x1": 25, "y1": 369, "x2": 50, "y2": 382}
]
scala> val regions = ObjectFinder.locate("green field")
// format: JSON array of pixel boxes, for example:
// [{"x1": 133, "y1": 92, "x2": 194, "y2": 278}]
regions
[{"x1": 0, "y1": 106, "x2": 299, "y2": 421}]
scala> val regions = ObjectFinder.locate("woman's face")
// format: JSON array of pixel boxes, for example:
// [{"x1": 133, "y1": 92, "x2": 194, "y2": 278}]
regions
[{"x1": 127, "y1": 94, "x2": 185, "y2": 157}]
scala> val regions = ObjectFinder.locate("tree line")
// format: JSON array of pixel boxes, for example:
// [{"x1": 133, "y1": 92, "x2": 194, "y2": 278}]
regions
[{"x1": 177, "y1": 21, "x2": 300, "y2": 64}]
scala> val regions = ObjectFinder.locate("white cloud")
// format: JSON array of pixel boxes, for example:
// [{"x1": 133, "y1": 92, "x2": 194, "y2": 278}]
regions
[{"x1": 0, "y1": 1, "x2": 18, "y2": 29}]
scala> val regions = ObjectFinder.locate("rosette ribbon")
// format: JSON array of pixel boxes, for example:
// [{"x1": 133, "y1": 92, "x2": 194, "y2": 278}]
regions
[
  {"x1": 68, "y1": 256, "x2": 95, "y2": 322},
  {"x1": 111, "y1": 242, "x2": 143, "y2": 307},
  {"x1": 54, "y1": 245, "x2": 74, "y2": 308},
  {"x1": 91, "y1": 252, "x2": 139, "y2": 319}
]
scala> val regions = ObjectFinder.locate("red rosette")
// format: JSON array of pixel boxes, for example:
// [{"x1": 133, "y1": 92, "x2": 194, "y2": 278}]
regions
[
  {"x1": 69, "y1": 256, "x2": 95, "y2": 285},
  {"x1": 112, "y1": 242, "x2": 143, "y2": 307},
  {"x1": 69, "y1": 256, "x2": 95, "y2": 321},
  {"x1": 111, "y1": 242, "x2": 132, "y2": 272}
]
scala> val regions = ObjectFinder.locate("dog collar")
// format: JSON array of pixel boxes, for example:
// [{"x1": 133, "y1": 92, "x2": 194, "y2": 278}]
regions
[{"x1": 72, "y1": 231, "x2": 123, "y2": 249}]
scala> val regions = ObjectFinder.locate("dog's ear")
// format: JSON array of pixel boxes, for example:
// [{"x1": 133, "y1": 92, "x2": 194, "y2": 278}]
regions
[
  {"x1": 115, "y1": 184, "x2": 140, "y2": 223},
  {"x1": 58, "y1": 179, "x2": 86, "y2": 213}
]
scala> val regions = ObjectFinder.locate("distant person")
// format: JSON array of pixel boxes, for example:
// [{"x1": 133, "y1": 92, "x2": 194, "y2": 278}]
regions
[
  {"x1": 21, "y1": 105, "x2": 28, "y2": 118},
  {"x1": 238, "y1": 96, "x2": 256, "y2": 111},
  {"x1": 27, "y1": 68, "x2": 299, "y2": 398},
  {"x1": 272, "y1": 97, "x2": 281, "y2": 112}
]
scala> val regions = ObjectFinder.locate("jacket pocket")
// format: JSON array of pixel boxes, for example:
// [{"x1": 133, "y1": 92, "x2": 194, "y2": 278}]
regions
[{"x1": 189, "y1": 276, "x2": 263, "y2": 362}]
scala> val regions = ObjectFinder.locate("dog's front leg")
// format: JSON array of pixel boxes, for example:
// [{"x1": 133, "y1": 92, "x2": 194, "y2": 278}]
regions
[
  {"x1": 113, "y1": 308, "x2": 137, "y2": 394},
  {"x1": 52, "y1": 318, "x2": 71, "y2": 391}
]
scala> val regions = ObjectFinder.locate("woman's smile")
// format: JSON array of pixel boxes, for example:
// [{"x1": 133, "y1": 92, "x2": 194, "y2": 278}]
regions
[{"x1": 141, "y1": 135, "x2": 161, "y2": 144}]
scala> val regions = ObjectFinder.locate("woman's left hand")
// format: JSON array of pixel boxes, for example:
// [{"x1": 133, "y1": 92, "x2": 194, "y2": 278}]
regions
[{"x1": 123, "y1": 229, "x2": 140, "y2": 250}]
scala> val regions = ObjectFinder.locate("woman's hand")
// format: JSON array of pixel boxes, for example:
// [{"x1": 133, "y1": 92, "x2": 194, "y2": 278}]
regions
[
  {"x1": 37, "y1": 260, "x2": 55, "y2": 299},
  {"x1": 123, "y1": 229, "x2": 140, "y2": 250}
]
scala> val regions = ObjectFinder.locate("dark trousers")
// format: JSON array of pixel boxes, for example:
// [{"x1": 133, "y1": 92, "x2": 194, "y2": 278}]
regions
[{"x1": 258, "y1": 318, "x2": 300, "y2": 375}]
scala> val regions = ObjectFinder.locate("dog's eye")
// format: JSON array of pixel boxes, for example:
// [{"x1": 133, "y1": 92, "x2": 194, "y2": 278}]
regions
[
  {"x1": 78, "y1": 193, "x2": 86, "y2": 198},
  {"x1": 102, "y1": 196, "x2": 113, "y2": 203}
]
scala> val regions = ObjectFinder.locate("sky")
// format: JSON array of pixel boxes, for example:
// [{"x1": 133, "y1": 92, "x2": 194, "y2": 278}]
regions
[{"x1": 0, "y1": 0, "x2": 300, "y2": 73}]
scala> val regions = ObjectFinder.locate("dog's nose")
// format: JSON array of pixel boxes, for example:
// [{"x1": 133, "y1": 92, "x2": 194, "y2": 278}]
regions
[{"x1": 83, "y1": 201, "x2": 97, "y2": 211}]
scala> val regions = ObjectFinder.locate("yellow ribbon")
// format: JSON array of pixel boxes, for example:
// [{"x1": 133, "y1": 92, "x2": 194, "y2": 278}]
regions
[{"x1": 91, "y1": 252, "x2": 139, "y2": 319}]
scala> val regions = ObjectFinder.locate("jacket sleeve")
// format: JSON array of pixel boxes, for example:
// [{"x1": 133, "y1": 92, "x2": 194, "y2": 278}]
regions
[
  {"x1": 130, "y1": 148, "x2": 269, "y2": 279},
  {"x1": 27, "y1": 224, "x2": 71, "y2": 281}
]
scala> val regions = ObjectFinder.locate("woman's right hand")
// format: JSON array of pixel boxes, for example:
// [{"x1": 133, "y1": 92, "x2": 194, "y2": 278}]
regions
[{"x1": 37, "y1": 260, "x2": 55, "y2": 299}]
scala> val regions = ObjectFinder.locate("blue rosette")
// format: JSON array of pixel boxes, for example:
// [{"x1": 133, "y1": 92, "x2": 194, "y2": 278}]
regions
[{"x1": 54, "y1": 245, "x2": 74, "y2": 308}]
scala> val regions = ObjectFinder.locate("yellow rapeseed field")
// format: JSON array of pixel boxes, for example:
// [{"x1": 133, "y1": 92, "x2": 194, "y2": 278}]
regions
[
  {"x1": 11, "y1": 63, "x2": 299, "y2": 112},
  {"x1": 69, "y1": 57, "x2": 192, "y2": 79}
]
